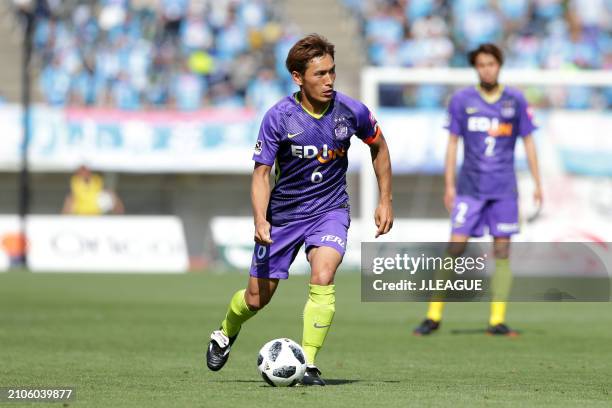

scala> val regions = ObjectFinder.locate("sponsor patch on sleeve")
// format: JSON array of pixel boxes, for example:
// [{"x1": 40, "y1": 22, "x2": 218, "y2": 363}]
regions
[{"x1": 253, "y1": 140, "x2": 263, "y2": 155}]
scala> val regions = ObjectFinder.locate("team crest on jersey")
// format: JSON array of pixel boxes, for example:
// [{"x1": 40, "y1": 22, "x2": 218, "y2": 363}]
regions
[
  {"x1": 501, "y1": 100, "x2": 516, "y2": 118},
  {"x1": 334, "y1": 117, "x2": 351, "y2": 141}
]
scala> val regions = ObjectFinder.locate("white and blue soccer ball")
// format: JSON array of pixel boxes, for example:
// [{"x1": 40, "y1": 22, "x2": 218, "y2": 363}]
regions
[{"x1": 257, "y1": 338, "x2": 306, "y2": 387}]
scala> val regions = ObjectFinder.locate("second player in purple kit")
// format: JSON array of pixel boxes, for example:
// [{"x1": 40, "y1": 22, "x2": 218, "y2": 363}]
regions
[
  {"x1": 206, "y1": 34, "x2": 393, "y2": 386},
  {"x1": 414, "y1": 43, "x2": 543, "y2": 337},
  {"x1": 447, "y1": 84, "x2": 536, "y2": 237}
]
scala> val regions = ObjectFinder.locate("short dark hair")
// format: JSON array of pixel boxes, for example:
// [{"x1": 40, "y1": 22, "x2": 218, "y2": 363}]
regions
[
  {"x1": 468, "y1": 43, "x2": 504, "y2": 66},
  {"x1": 285, "y1": 34, "x2": 335, "y2": 75}
]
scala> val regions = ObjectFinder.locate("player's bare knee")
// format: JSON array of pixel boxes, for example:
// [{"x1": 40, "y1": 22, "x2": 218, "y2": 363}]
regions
[
  {"x1": 494, "y1": 249, "x2": 510, "y2": 259},
  {"x1": 311, "y1": 268, "x2": 336, "y2": 285},
  {"x1": 493, "y1": 240, "x2": 510, "y2": 259},
  {"x1": 311, "y1": 276, "x2": 334, "y2": 286},
  {"x1": 447, "y1": 242, "x2": 467, "y2": 257},
  {"x1": 494, "y1": 244, "x2": 510, "y2": 259}
]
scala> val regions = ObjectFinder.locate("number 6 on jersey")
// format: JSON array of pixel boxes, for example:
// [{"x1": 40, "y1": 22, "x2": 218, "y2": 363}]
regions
[{"x1": 311, "y1": 166, "x2": 323, "y2": 183}]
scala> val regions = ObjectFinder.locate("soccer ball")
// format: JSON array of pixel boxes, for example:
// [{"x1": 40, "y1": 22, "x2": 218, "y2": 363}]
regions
[{"x1": 257, "y1": 338, "x2": 306, "y2": 387}]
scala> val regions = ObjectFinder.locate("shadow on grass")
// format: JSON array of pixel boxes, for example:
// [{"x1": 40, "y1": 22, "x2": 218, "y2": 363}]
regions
[
  {"x1": 211, "y1": 378, "x2": 402, "y2": 389},
  {"x1": 261, "y1": 379, "x2": 361, "y2": 387},
  {"x1": 211, "y1": 379, "x2": 360, "y2": 387},
  {"x1": 324, "y1": 379, "x2": 360, "y2": 386},
  {"x1": 450, "y1": 328, "x2": 487, "y2": 335},
  {"x1": 450, "y1": 328, "x2": 524, "y2": 335}
]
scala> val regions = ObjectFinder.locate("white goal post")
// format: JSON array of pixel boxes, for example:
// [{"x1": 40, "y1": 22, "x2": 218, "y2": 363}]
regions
[{"x1": 359, "y1": 67, "x2": 612, "y2": 229}]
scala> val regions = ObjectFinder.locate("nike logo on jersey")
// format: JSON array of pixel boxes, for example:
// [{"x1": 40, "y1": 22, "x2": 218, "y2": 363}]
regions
[
  {"x1": 287, "y1": 132, "x2": 303, "y2": 139},
  {"x1": 465, "y1": 107, "x2": 478, "y2": 114},
  {"x1": 313, "y1": 323, "x2": 331, "y2": 329}
]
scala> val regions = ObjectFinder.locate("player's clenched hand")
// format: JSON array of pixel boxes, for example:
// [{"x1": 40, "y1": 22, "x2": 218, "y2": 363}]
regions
[
  {"x1": 533, "y1": 185, "x2": 543, "y2": 207},
  {"x1": 254, "y1": 219, "x2": 273, "y2": 244},
  {"x1": 444, "y1": 186, "x2": 456, "y2": 213},
  {"x1": 374, "y1": 201, "x2": 393, "y2": 238}
]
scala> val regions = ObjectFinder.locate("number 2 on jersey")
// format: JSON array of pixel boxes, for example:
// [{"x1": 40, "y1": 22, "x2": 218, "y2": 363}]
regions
[
  {"x1": 455, "y1": 202, "x2": 468, "y2": 224},
  {"x1": 484, "y1": 136, "x2": 496, "y2": 157}
]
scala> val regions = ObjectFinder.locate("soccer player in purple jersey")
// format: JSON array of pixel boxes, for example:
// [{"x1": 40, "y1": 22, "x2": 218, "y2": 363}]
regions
[
  {"x1": 206, "y1": 34, "x2": 393, "y2": 385},
  {"x1": 414, "y1": 44, "x2": 542, "y2": 336}
]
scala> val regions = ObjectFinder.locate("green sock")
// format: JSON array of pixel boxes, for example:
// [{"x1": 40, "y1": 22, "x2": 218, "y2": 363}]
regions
[
  {"x1": 221, "y1": 289, "x2": 257, "y2": 338},
  {"x1": 425, "y1": 251, "x2": 455, "y2": 321},
  {"x1": 302, "y1": 284, "x2": 335, "y2": 365},
  {"x1": 489, "y1": 258, "x2": 512, "y2": 325},
  {"x1": 491, "y1": 258, "x2": 512, "y2": 302},
  {"x1": 426, "y1": 301, "x2": 445, "y2": 322}
]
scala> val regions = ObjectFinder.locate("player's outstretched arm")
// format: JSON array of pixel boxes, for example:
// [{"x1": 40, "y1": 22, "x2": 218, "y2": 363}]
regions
[
  {"x1": 444, "y1": 134, "x2": 460, "y2": 213},
  {"x1": 368, "y1": 133, "x2": 393, "y2": 238},
  {"x1": 251, "y1": 163, "x2": 273, "y2": 244},
  {"x1": 523, "y1": 135, "x2": 543, "y2": 207}
]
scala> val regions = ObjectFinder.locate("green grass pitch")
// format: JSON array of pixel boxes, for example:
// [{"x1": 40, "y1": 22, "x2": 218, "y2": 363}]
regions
[{"x1": 1, "y1": 271, "x2": 611, "y2": 407}]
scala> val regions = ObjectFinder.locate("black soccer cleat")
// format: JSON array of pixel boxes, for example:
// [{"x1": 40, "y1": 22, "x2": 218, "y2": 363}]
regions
[
  {"x1": 486, "y1": 323, "x2": 519, "y2": 337},
  {"x1": 413, "y1": 318, "x2": 440, "y2": 336},
  {"x1": 206, "y1": 328, "x2": 239, "y2": 371},
  {"x1": 299, "y1": 365, "x2": 325, "y2": 386}
]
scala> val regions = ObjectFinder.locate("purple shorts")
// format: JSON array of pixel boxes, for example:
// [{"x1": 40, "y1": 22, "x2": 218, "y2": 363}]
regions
[
  {"x1": 249, "y1": 207, "x2": 350, "y2": 280},
  {"x1": 451, "y1": 195, "x2": 519, "y2": 238}
]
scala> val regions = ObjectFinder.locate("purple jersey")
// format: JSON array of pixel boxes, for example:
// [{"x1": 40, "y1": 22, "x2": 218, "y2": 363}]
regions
[
  {"x1": 252, "y1": 91, "x2": 380, "y2": 224},
  {"x1": 446, "y1": 86, "x2": 536, "y2": 199}
]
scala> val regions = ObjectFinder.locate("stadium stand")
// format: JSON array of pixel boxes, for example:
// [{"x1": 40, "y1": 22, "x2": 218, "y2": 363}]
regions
[
  {"x1": 10, "y1": 0, "x2": 297, "y2": 110},
  {"x1": 346, "y1": 0, "x2": 611, "y2": 108},
  {"x1": 12, "y1": 0, "x2": 609, "y2": 109}
]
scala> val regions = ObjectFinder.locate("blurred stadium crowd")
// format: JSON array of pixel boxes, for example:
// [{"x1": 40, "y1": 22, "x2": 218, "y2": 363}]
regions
[
  {"x1": 350, "y1": 0, "x2": 609, "y2": 70},
  {"x1": 348, "y1": 0, "x2": 611, "y2": 109},
  {"x1": 16, "y1": 0, "x2": 611, "y2": 110},
  {"x1": 20, "y1": 0, "x2": 294, "y2": 110}
]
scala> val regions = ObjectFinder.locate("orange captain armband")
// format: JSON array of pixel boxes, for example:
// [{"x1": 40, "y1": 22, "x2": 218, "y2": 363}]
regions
[{"x1": 362, "y1": 125, "x2": 382, "y2": 145}]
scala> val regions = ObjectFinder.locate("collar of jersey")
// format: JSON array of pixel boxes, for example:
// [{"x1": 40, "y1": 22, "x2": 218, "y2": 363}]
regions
[
  {"x1": 293, "y1": 92, "x2": 332, "y2": 119},
  {"x1": 475, "y1": 85, "x2": 505, "y2": 104}
]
